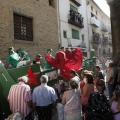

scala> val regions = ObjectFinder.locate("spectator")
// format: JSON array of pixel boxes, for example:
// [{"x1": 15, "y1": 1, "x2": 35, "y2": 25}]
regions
[
  {"x1": 81, "y1": 73, "x2": 94, "y2": 118},
  {"x1": 32, "y1": 75, "x2": 58, "y2": 120},
  {"x1": 113, "y1": 61, "x2": 119, "y2": 91},
  {"x1": 106, "y1": 63, "x2": 114, "y2": 98},
  {"x1": 86, "y1": 80, "x2": 114, "y2": 120},
  {"x1": 80, "y1": 70, "x2": 92, "y2": 89},
  {"x1": 69, "y1": 69, "x2": 80, "y2": 82},
  {"x1": 94, "y1": 65, "x2": 104, "y2": 85},
  {"x1": 62, "y1": 79, "x2": 81, "y2": 120},
  {"x1": 111, "y1": 85, "x2": 120, "y2": 120},
  {"x1": 7, "y1": 76, "x2": 32, "y2": 119},
  {"x1": 56, "y1": 76, "x2": 68, "y2": 120},
  {"x1": 105, "y1": 57, "x2": 113, "y2": 68}
]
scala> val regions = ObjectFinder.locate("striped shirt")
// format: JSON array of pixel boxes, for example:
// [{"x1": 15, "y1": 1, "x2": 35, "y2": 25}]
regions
[{"x1": 8, "y1": 82, "x2": 31, "y2": 117}]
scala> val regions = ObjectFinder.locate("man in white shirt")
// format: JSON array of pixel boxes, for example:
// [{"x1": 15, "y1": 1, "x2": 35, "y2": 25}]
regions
[
  {"x1": 106, "y1": 63, "x2": 114, "y2": 98},
  {"x1": 105, "y1": 57, "x2": 113, "y2": 68}
]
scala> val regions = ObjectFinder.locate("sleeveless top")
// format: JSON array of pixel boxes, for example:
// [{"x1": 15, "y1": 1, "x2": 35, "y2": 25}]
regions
[
  {"x1": 111, "y1": 101, "x2": 120, "y2": 120},
  {"x1": 64, "y1": 89, "x2": 81, "y2": 115},
  {"x1": 81, "y1": 84, "x2": 94, "y2": 105}
]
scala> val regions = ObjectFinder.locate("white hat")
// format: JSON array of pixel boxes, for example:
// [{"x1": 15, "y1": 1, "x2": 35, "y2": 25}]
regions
[{"x1": 18, "y1": 76, "x2": 29, "y2": 83}]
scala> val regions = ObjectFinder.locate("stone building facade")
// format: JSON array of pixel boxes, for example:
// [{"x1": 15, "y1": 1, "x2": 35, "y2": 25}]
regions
[
  {"x1": 107, "y1": 0, "x2": 120, "y2": 60},
  {"x1": 0, "y1": 0, "x2": 59, "y2": 62}
]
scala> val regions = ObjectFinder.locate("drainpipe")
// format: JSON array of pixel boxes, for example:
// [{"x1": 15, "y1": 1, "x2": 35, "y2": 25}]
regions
[
  {"x1": 86, "y1": 1, "x2": 91, "y2": 58},
  {"x1": 57, "y1": 0, "x2": 62, "y2": 48}
]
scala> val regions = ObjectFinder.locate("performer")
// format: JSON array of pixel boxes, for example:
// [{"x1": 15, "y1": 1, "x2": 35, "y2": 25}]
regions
[
  {"x1": 35, "y1": 54, "x2": 42, "y2": 64},
  {"x1": 5, "y1": 47, "x2": 31, "y2": 69},
  {"x1": 45, "y1": 47, "x2": 83, "y2": 80},
  {"x1": 16, "y1": 48, "x2": 30, "y2": 61},
  {"x1": 65, "y1": 48, "x2": 72, "y2": 60},
  {"x1": 55, "y1": 47, "x2": 66, "y2": 69},
  {"x1": 44, "y1": 49, "x2": 53, "y2": 70}
]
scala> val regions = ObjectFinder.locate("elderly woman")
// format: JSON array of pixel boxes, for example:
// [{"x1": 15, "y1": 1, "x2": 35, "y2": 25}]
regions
[
  {"x1": 85, "y1": 80, "x2": 114, "y2": 120},
  {"x1": 62, "y1": 79, "x2": 82, "y2": 120}
]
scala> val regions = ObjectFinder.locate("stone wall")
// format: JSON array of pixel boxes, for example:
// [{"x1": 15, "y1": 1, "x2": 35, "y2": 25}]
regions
[
  {"x1": 0, "y1": 0, "x2": 59, "y2": 62},
  {"x1": 109, "y1": 0, "x2": 120, "y2": 60}
]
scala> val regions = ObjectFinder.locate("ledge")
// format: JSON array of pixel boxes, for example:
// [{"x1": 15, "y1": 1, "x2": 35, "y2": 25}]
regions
[
  {"x1": 70, "y1": 0, "x2": 81, "y2": 7},
  {"x1": 68, "y1": 20, "x2": 84, "y2": 28}
]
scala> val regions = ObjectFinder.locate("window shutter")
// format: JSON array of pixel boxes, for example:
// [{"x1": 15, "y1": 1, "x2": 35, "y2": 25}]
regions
[
  {"x1": 72, "y1": 29, "x2": 79, "y2": 39},
  {"x1": 70, "y1": 4, "x2": 78, "y2": 12}
]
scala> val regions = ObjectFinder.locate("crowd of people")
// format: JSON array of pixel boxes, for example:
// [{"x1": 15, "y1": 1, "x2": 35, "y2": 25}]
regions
[
  {"x1": 1, "y1": 47, "x2": 120, "y2": 120},
  {"x1": 69, "y1": 9, "x2": 84, "y2": 25},
  {"x1": 5, "y1": 62, "x2": 120, "y2": 120}
]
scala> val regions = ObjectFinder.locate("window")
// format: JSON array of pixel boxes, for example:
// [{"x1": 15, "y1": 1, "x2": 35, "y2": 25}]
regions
[
  {"x1": 82, "y1": 34, "x2": 84, "y2": 41},
  {"x1": 91, "y1": 13, "x2": 94, "y2": 17},
  {"x1": 14, "y1": 13, "x2": 33, "y2": 41},
  {"x1": 49, "y1": 0, "x2": 55, "y2": 7},
  {"x1": 72, "y1": 29, "x2": 79, "y2": 39},
  {"x1": 96, "y1": 11, "x2": 97, "y2": 15},
  {"x1": 92, "y1": 29, "x2": 95, "y2": 35},
  {"x1": 63, "y1": 31, "x2": 67, "y2": 38},
  {"x1": 91, "y1": 6, "x2": 93, "y2": 11},
  {"x1": 99, "y1": 48, "x2": 101, "y2": 54},
  {"x1": 70, "y1": 4, "x2": 78, "y2": 12},
  {"x1": 102, "y1": 34, "x2": 104, "y2": 38}
]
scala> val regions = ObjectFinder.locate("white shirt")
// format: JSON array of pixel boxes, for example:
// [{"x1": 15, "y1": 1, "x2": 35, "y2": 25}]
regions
[
  {"x1": 105, "y1": 60, "x2": 113, "y2": 68},
  {"x1": 32, "y1": 83, "x2": 58, "y2": 106},
  {"x1": 106, "y1": 67, "x2": 114, "y2": 82}
]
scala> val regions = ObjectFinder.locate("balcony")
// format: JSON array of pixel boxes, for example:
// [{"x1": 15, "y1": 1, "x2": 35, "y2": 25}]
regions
[
  {"x1": 68, "y1": 39, "x2": 86, "y2": 49},
  {"x1": 101, "y1": 21, "x2": 108, "y2": 32},
  {"x1": 70, "y1": 0, "x2": 81, "y2": 7},
  {"x1": 102, "y1": 37, "x2": 109, "y2": 45},
  {"x1": 68, "y1": 10, "x2": 84, "y2": 28},
  {"x1": 109, "y1": 40, "x2": 112, "y2": 46},
  {"x1": 108, "y1": 26, "x2": 111, "y2": 34},
  {"x1": 90, "y1": 17, "x2": 100, "y2": 27},
  {"x1": 91, "y1": 33, "x2": 101, "y2": 44}
]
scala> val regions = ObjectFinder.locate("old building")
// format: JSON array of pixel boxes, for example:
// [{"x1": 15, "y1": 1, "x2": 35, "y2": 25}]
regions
[
  {"x1": 86, "y1": 0, "x2": 112, "y2": 58},
  {"x1": 107, "y1": 0, "x2": 120, "y2": 60},
  {"x1": 58, "y1": 0, "x2": 89, "y2": 57},
  {"x1": 0, "y1": 0, "x2": 59, "y2": 62}
]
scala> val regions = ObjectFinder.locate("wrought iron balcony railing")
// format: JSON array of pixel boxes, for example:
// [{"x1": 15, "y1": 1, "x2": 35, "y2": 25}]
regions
[
  {"x1": 109, "y1": 40, "x2": 112, "y2": 46},
  {"x1": 68, "y1": 10, "x2": 84, "y2": 28},
  {"x1": 91, "y1": 33, "x2": 101, "y2": 44},
  {"x1": 102, "y1": 37, "x2": 109, "y2": 45}
]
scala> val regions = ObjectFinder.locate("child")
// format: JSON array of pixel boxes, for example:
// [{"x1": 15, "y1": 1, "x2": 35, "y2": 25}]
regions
[{"x1": 111, "y1": 85, "x2": 120, "y2": 120}]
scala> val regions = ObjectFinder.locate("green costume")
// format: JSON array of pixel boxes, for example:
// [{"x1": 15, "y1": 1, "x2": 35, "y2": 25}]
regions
[
  {"x1": 43, "y1": 55, "x2": 53, "y2": 70},
  {"x1": 7, "y1": 53, "x2": 20, "y2": 68},
  {"x1": 20, "y1": 50, "x2": 30, "y2": 60},
  {"x1": 43, "y1": 49, "x2": 53, "y2": 70},
  {"x1": 16, "y1": 49, "x2": 30, "y2": 61}
]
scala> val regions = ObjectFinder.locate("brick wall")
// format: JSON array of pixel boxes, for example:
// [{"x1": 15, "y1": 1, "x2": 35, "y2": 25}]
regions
[{"x1": 0, "y1": 0, "x2": 59, "y2": 62}]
